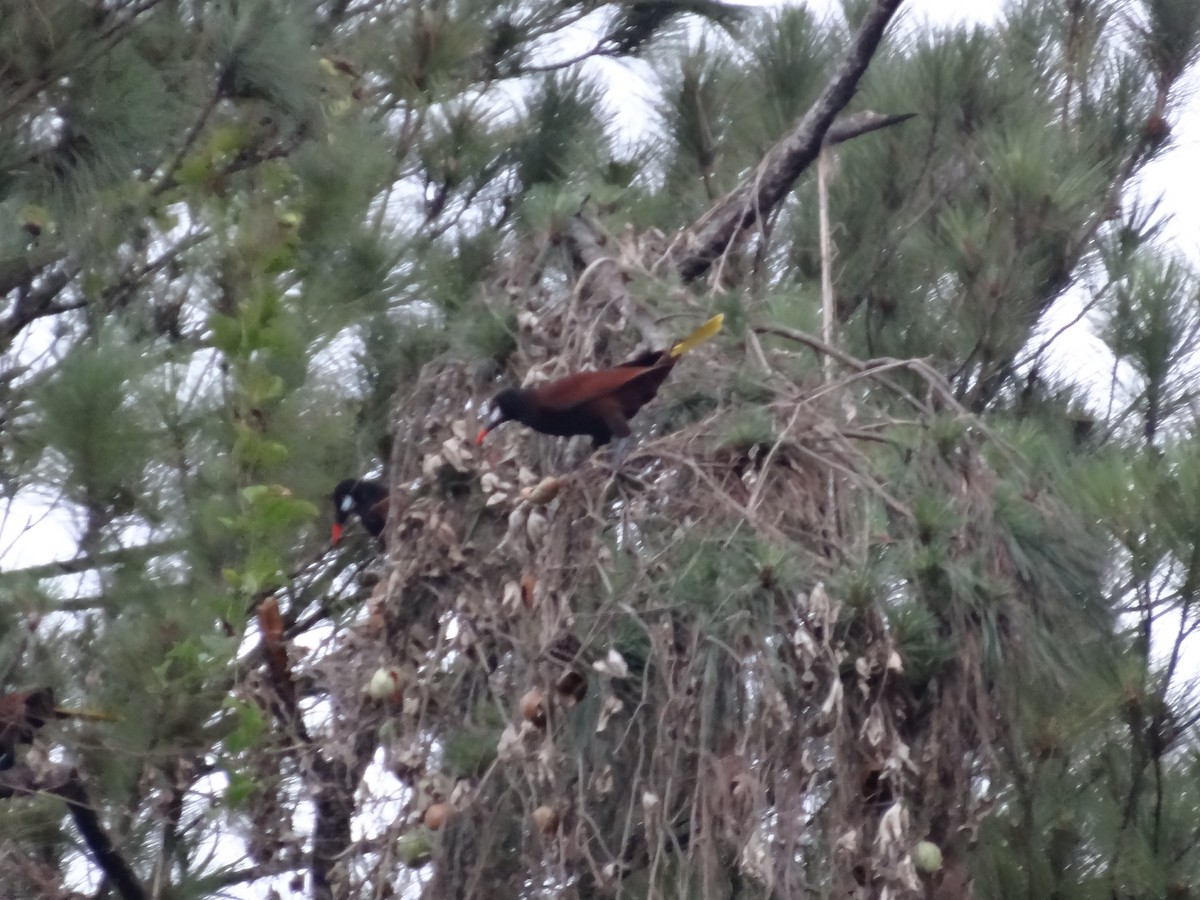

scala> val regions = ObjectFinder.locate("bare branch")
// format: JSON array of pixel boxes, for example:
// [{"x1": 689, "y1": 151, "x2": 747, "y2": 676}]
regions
[
  {"x1": 662, "y1": 0, "x2": 907, "y2": 283},
  {"x1": 561, "y1": 216, "x2": 670, "y2": 350},
  {"x1": 826, "y1": 110, "x2": 916, "y2": 146}
]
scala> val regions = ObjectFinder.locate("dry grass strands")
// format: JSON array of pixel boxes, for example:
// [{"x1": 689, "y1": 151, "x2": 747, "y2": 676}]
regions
[{"x1": 295, "y1": 267, "x2": 1083, "y2": 898}]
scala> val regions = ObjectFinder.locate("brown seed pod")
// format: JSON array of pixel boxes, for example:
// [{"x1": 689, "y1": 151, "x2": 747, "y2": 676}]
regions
[
  {"x1": 520, "y1": 688, "x2": 546, "y2": 728},
  {"x1": 423, "y1": 802, "x2": 452, "y2": 831},
  {"x1": 520, "y1": 476, "x2": 566, "y2": 506},
  {"x1": 532, "y1": 805, "x2": 560, "y2": 836},
  {"x1": 555, "y1": 670, "x2": 587, "y2": 706},
  {"x1": 519, "y1": 572, "x2": 537, "y2": 609}
]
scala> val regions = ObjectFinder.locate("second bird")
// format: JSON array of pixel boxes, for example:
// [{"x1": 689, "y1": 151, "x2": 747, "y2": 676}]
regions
[
  {"x1": 331, "y1": 478, "x2": 388, "y2": 545},
  {"x1": 477, "y1": 314, "x2": 723, "y2": 448}
]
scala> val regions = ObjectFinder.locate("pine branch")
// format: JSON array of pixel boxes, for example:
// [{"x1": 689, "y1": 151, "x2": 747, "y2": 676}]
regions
[
  {"x1": 0, "y1": 766, "x2": 147, "y2": 900},
  {"x1": 662, "y1": 0, "x2": 907, "y2": 284},
  {"x1": 0, "y1": 264, "x2": 81, "y2": 352},
  {"x1": 54, "y1": 772, "x2": 148, "y2": 900},
  {"x1": 0, "y1": 541, "x2": 184, "y2": 585},
  {"x1": 0, "y1": 244, "x2": 64, "y2": 296}
]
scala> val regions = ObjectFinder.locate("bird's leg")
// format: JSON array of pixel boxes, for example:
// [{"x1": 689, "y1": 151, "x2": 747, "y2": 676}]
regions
[{"x1": 609, "y1": 436, "x2": 631, "y2": 474}]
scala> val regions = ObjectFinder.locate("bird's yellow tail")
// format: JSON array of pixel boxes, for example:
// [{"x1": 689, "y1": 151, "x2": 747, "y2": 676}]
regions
[
  {"x1": 55, "y1": 706, "x2": 118, "y2": 723},
  {"x1": 669, "y1": 314, "x2": 724, "y2": 359}
]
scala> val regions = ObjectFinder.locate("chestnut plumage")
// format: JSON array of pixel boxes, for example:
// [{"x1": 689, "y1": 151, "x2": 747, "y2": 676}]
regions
[
  {"x1": 477, "y1": 314, "x2": 723, "y2": 448},
  {"x1": 331, "y1": 478, "x2": 388, "y2": 545}
]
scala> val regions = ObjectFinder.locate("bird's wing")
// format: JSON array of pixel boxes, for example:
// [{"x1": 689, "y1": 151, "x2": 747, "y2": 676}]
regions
[{"x1": 533, "y1": 364, "x2": 671, "y2": 412}]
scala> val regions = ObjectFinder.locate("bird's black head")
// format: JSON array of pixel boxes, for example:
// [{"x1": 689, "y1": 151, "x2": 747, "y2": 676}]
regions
[
  {"x1": 331, "y1": 478, "x2": 388, "y2": 545},
  {"x1": 476, "y1": 387, "x2": 529, "y2": 444}
]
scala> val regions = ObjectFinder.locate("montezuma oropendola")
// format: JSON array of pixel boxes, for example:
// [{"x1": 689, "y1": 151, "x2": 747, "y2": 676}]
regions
[
  {"x1": 0, "y1": 687, "x2": 114, "y2": 770},
  {"x1": 331, "y1": 478, "x2": 388, "y2": 545},
  {"x1": 476, "y1": 314, "x2": 723, "y2": 448}
]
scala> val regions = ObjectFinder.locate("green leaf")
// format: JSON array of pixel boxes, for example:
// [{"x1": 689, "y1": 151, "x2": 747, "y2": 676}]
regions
[
  {"x1": 224, "y1": 769, "x2": 259, "y2": 808},
  {"x1": 209, "y1": 312, "x2": 244, "y2": 355}
]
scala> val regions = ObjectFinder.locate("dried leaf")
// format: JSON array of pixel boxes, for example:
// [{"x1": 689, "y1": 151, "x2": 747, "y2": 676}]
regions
[
  {"x1": 593, "y1": 648, "x2": 629, "y2": 679},
  {"x1": 526, "y1": 509, "x2": 549, "y2": 544},
  {"x1": 595, "y1": 696, "x2": 623, "y2": 733},
  {"x1": 875, "y1": 802, "x2": 908, "y2": 852},
  {"x1": 441, "y1": 436, "x2": 472, "y2": 471},
  {"x1": 521, "y1": 476, "x2": 566, "y2": 506},
  {"x1": 497, "y1": 724, "x2": 522, "y2": 760},
  {"x1": 480, "y1": 471, "x2": 507, "y2": 494},
  {"x1": 449, "y1": 781, "x2": 472, "y2": 807},
  {"x1": 820, "y1": 678, "x2": 843, "y2": 718},
  {"x1": 501, "y1": 580, "x2": 522, "y2": 613},
  {"x1": 421, "y1": 453, "x2": 443, "y2": 479},
  {"x1": 555, "y1": 669, "x2": 586, "y2": 705},
  {"x1": 519, "y1": 572, "x2": 537, "y2": 609},
  {"x1": 896, "y1": 855, "x2": 922, "y2": 892},
  {"x1": 861, "y1": 702, "x2": 886, "y2": 748},
  {"x1": 592, "y1": 765, "x2": 614, "y2": 795},
  {"x1": 808, "y1": 582, "x2": 840, "y2": 632}
]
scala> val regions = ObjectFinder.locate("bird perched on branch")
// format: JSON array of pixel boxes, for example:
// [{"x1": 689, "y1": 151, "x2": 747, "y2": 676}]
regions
[
  {"x1": 0, "y1": 687, "x2": 114, "y2": 770},
  {"x1": 331, "y1": 478, "x2": 388, "y2": 546},
  {"x1": 477, "y1": 314, "x2": 723, "y2": 449}
]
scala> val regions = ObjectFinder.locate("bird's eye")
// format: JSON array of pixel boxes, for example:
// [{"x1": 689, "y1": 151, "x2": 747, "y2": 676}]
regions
[{"x1": 340, "y1": 496, "x2": 354, "y2": 512}]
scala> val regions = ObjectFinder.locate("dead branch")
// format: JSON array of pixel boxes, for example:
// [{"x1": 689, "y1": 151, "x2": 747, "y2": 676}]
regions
[
  {"x1": 663, "y1": 0, "x2": 907, "y2": 284},
  {"x1": 826, "y1": 110, "x2": 916, "y2": 146},
  {"x1": 561, "y1": 216, "x2": 669, "y2": 349}
]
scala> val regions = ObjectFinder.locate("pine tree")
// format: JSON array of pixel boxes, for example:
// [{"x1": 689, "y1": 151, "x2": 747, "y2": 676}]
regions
[{"x1": 1, "y1": 1, "x2": 1198, "y2": 899}]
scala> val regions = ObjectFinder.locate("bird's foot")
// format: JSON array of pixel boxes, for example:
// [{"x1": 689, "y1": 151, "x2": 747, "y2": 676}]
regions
[{"x1": 607, "y1": 437, "x2": 632, "y2": 478}]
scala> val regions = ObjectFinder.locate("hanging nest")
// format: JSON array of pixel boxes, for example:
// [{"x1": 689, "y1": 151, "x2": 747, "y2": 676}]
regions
[{"x1": 301, "y1": 237, "x2": 1105, "y2": 900}]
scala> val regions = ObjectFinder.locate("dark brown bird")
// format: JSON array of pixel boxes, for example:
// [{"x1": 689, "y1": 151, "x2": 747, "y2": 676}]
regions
[
  {"x1": 477, "y1": 314, "x2": 723, "y2": 448},
  {"x1": 0, "y1": 687, "x2": 114, "y2": 769},
  {"x1": 331, "y1": 478, "x2": 388, "y2": 545}
]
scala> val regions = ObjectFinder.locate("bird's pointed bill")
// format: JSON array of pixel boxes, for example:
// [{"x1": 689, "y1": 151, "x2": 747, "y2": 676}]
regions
[
  {"x1": 476, "y1": 407, "x2": 506, "y2": 444},
  {"x1": 669, "y1": 313, "x2": 724, "y2": 358}
]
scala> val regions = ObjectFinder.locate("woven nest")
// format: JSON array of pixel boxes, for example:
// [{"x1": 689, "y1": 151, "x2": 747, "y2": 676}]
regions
[{"x1": 304, "y1": 269, "x2": 1049, "y2": 898}]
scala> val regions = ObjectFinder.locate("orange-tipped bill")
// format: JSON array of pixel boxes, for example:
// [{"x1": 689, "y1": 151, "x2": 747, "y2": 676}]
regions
[{"x1": 476, "y1": 407, "x2": 507, "y2": 444}]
